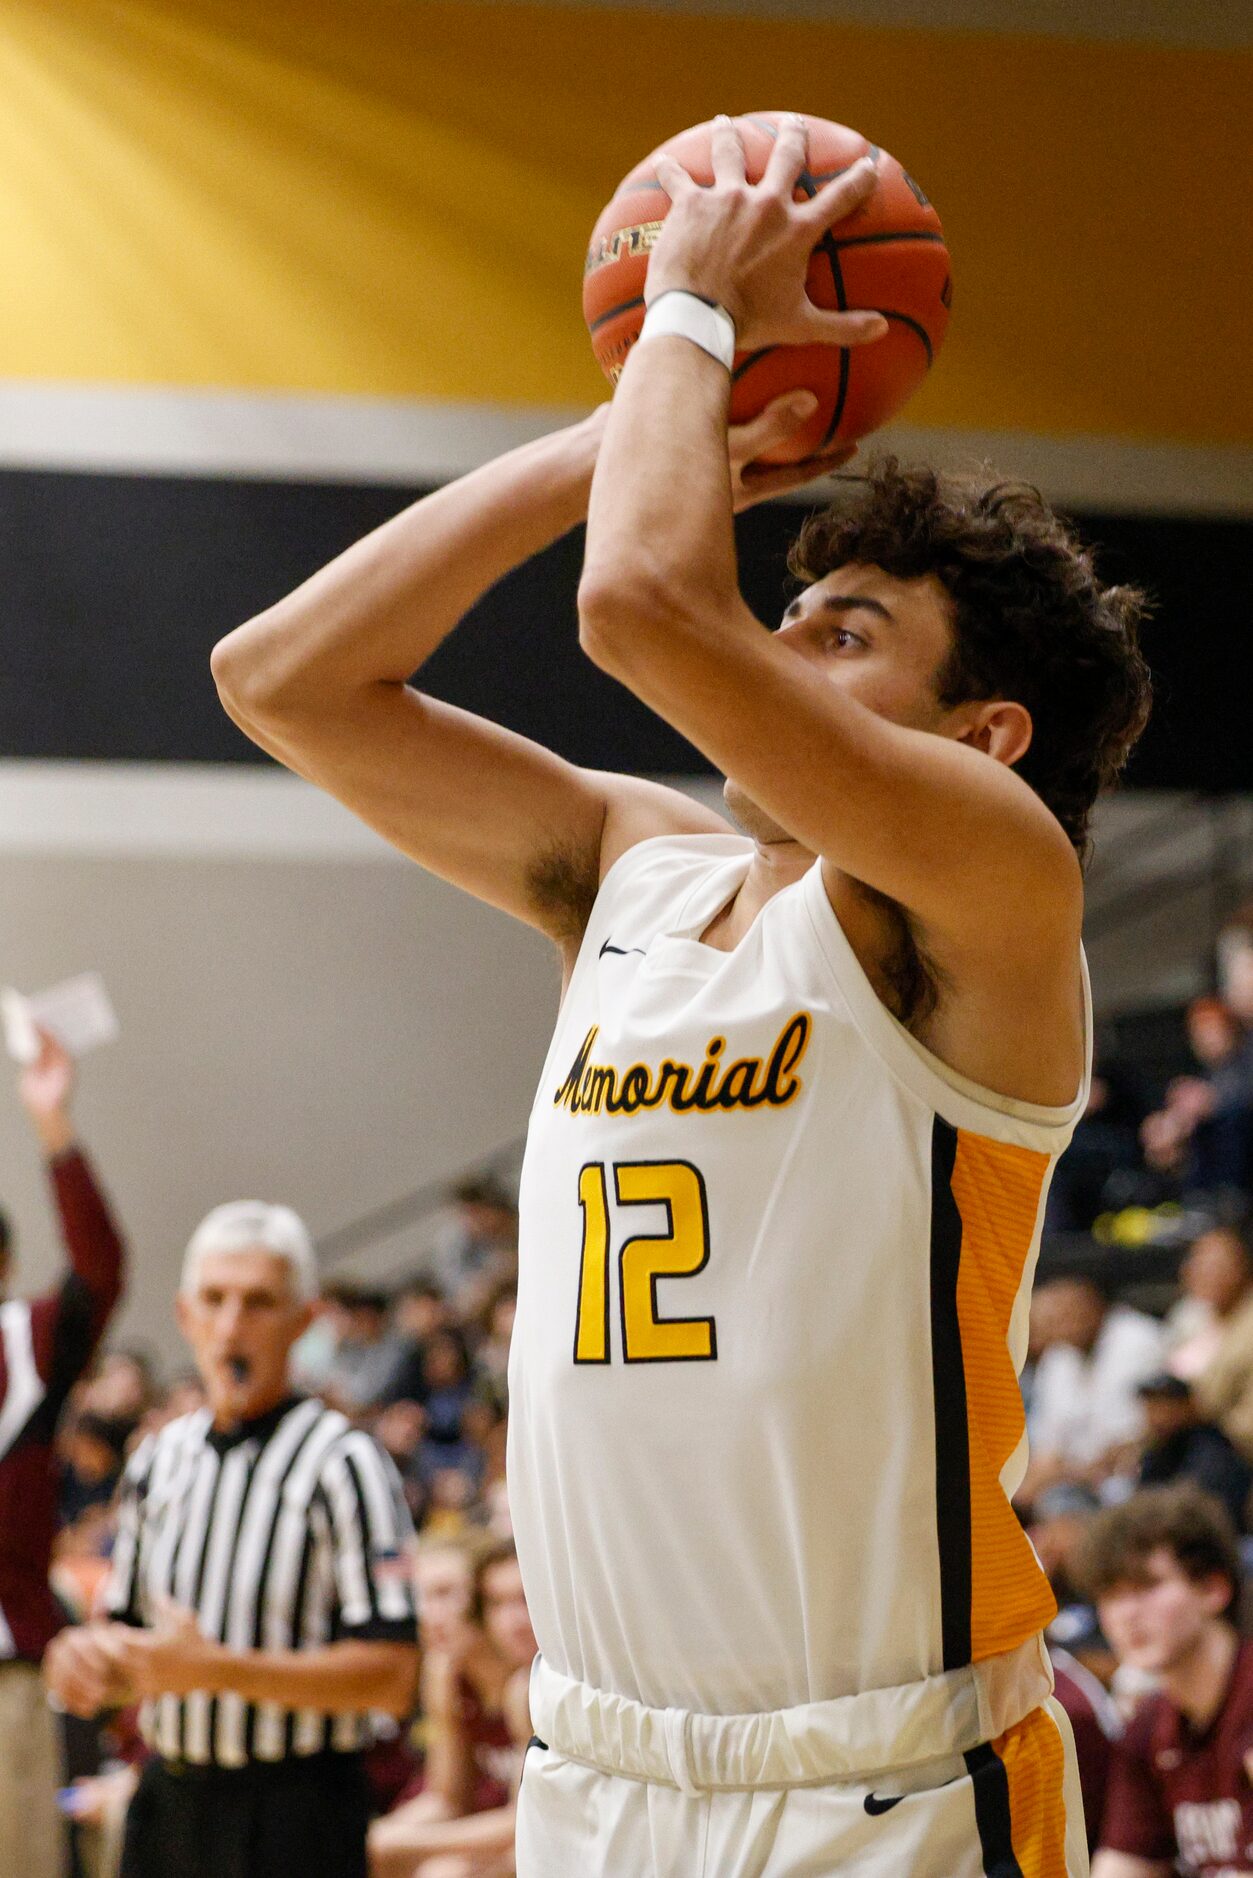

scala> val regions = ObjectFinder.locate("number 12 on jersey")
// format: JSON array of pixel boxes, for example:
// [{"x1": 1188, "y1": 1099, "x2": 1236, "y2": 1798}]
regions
[{"x1": 574, "y1": 1160, "x2": 717, "y2": 1364}]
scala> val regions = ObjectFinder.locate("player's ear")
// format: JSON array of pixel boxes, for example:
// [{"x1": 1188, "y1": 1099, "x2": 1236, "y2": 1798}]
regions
[{"x1": 956, "y1": 699, "x2": 1033, "y2": 769}]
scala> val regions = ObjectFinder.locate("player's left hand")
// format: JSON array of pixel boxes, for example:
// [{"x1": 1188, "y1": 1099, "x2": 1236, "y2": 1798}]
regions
[
  {"x1": 106, "y1": 1599, "x2": 223, "y2": 1699},
  {"x1": 728, "y1": 393, "x2": 857, "y2": 509},
  {"x1": 582, "y1": 395, "x2": 855, "y2": 510},
  {"x1": 649, "y1": 114, "x2": 889, "y2": 354}
]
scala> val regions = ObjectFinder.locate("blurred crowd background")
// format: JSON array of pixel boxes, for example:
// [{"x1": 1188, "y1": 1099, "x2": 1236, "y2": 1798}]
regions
[{"x1": 14, "y1": 896, "x2": 1248, "y2": 1873}]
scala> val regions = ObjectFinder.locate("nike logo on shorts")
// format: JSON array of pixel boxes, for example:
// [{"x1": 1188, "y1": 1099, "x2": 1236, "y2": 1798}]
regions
[
  {"x1": 599, "y1": 940, "x2": 647, "y2": 959},
  {"x1": 863, "y1": 1793, "x2": 905, "y2": 1816}
]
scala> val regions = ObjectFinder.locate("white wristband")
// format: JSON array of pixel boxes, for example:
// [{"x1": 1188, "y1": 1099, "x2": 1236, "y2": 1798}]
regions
[{"x1": 638, "y1": 291, "x2": 737, "y2": 372}]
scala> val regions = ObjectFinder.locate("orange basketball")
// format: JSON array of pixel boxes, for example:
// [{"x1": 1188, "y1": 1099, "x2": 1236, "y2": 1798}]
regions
[{"x1": 583, "y1": 111, "x2": 951, "y2": 464}]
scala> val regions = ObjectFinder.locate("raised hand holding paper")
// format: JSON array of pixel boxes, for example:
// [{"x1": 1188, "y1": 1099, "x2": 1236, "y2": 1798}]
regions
[{"x1": 1, "y1": 973, "x2": 119, "y2": 1064}]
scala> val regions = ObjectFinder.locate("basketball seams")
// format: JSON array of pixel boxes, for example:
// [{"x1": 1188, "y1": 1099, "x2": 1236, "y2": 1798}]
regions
[
  {"x1": 584, "y1": 112, "x2": 948, "y2": 457},
  {"x1": 830, "y1": 231, "x2": 947, "y2": 251},
  {"x1": 875, "y1": 309, "x2": 934, "y2": 365},
  {"x1": 587, "y1": 294, "x2": 645, "y2": 336}
]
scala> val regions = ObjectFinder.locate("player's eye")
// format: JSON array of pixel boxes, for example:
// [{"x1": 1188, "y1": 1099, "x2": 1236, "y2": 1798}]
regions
[{"x1": 831, "y1": 626, "x2": 865, "y2": 650}]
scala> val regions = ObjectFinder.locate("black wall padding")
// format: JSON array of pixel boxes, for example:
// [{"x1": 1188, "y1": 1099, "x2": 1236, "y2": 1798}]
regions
[{"x1": 0, "y1": 467, "x2": 1246, "y2": 790}]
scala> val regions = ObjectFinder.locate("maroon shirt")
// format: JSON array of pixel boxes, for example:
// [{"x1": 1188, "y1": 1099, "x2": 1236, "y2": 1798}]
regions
[
  {"x1": 1101, "y1": 1636, "x2": 1253, "y2": 1877},
  {"x1": 1051, "y1": 1648, "x2": 1122, "y2": 1854},
  {"x1": 0, "y1": 1148, "x2": 125, "y2": 1661}
]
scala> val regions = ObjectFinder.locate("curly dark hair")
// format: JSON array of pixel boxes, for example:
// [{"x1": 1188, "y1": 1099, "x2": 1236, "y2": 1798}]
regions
[
  {"x1": 1076, "y1": 1483, "x2": 1242, "y2": 1617},
  {"x1": 789, "y1": 460, "x2": 1153, "y2": 860}
]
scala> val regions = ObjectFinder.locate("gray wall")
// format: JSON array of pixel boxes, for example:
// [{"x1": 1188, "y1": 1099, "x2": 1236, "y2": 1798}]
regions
[{"x1": 0, "y1": 765, "x2": 557, "y2": 1360}]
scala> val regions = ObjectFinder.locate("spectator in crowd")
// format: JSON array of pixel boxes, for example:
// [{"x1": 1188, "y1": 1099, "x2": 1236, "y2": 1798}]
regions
[
  {"x1": 1134, "y1": 1374, "x2": 1252, "y2": 1531},
  {"x1": 373, "y1": 1398, "x2": 430, "y2": 1527},
  {"x1": 289, "y1": 1291, "x2": 343, "y2": 1395},
  {"x1": 1048, "y1": 1034, "x2": 1153, "y2": 1232},
  {"x1": 1031, "y1": 1483, "x2": 1104, "y2": 1612},
  {"x1": 78, "y1": 1349, "x2": 156, "y2": 1432},
  {"x1": 370, "y1": 1538, "x2": 535, "y2": 1878},
  {"x1": 324, "y1": 1285, "x2": 413, "y2": 1413},
  {"x1": 1165, "y1": 1224, "x2": 1253, "y2": 1382},
  {"x1": 1082, "y1": 1484, "x2": 1253, "y2": 1878},
  {"x1": 473, "y1": 1288, "x2": 514, "y2": 1422},
  {"x1": 1218, "y1": 911, "x2": 1253, "y2": 1046},
  {"x1": 0, "y1": 1029, "x2": 126, "y2": 1878},
  {"x1": 44, "y1": 1199, "x2": 418, "y2": 1878},
  {"x1": 137, "y1": 1370, "x2": 206, "y2": 1437},
  {"x1": 422, "y1": 1180, "x2": 517, "y2": 1317},
  {"x1": 57, "y1": 1407, "x2": 129, "y2": 1528},
  {"x1": 1019, "y1": 1274, "x2": 1166, "y2": 1507},
  {"x1": 1142, "y1": 995, "x2": 1253, "y2": 1200},
  {"x1": 381, "y1": 1282, "x2": 452, "y2": 1409},
  {"x1": 1050, "y1": 1643, "x2": 1123, "y2": 1858},
  {"x1": 420, "y1": 1331, "x2": 477, "y2": 1450},
  {"x1": 1183, "y1": 1224, "x2": 1253, "y2": 1464}
]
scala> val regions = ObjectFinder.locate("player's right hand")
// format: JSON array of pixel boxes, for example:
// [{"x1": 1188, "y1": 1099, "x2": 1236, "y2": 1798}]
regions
[{"x1": 649, "y1": 114, "x2": 888, "y2": 353}]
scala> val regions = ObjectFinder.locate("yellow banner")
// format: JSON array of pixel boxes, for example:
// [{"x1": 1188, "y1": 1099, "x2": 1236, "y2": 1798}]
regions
[{"x1": 0, "y1": 0, "x2": 1246, "y2": 443}]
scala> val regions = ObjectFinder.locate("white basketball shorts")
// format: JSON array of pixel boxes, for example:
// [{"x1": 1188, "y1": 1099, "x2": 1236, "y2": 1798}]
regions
[{"x1": 516, "y1": 1645, "x2": 1089, "y2": 1877}]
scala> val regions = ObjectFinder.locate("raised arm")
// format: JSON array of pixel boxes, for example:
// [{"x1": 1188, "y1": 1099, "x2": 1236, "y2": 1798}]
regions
[
  {"x1": 19, "y1": 1031, "x2": 125, "y2": 1389},
  {"x1": 211, "y1": 403, "x2": 843, "y2": 954},
  {"x1": 578, "y1": 119, "x2": 1082, "y2": 965}
]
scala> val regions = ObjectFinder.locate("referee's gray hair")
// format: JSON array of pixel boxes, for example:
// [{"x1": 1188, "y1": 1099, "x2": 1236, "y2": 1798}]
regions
[{"x1": 180, "y1": 1201, "x2": 319, "y2": 1302}]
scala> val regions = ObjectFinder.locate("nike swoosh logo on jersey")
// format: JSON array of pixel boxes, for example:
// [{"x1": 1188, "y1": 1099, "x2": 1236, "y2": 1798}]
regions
[
  {"x1": 863, "y1": 1794, "x2": 905, "y2": 1816},
  {"x1": 598, "y1": 940, "x2": 647, "y2": 958}
]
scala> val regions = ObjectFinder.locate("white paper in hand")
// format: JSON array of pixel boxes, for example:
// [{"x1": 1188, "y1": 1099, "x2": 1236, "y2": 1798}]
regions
[{"x1": 1, "y1": 973, "x2": 120, "y2": 1062}]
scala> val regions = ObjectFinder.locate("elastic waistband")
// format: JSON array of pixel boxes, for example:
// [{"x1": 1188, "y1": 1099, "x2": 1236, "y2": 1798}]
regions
[{"x1": 529, "y1": 1635, "x2": 1053, "y2": 1795}]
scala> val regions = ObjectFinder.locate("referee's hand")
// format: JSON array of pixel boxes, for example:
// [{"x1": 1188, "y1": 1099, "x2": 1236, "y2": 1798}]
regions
[
  {"x1": 43, "y1": 1620, "x2": 134, "y2": 1719},
  {"x1": 108, "y1": 1596, "x2": 222, "y2": 1700}
]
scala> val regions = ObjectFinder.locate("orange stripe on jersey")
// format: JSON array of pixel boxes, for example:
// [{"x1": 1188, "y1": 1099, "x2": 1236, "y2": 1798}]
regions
[
  {"x1": 992, "y1": 1704, "x2": 1071, "y2": 1878},
  {"x1": 951, "y1": 1131, "x2": 1057, "y2": 1661}
]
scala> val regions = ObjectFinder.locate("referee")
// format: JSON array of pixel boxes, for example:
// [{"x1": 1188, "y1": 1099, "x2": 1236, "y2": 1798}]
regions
[{"x1": 44, "y1": 1200, "x2": 419, "y2": 1878}]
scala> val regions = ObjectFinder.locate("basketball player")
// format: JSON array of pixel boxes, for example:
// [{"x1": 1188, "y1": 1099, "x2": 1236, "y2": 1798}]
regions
[{"x1": 212, "y1": 117, "x2": 1152, "y2": 1875}]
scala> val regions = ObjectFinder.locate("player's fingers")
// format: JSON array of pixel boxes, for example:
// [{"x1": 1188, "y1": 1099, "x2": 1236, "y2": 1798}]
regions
[
  {"x1": 733, "y1": 446, "x2": 858, "y2": 511},
  {"x1": 800, "y1": 153, "x2": 879, "y2": 231},
  {"x1": 729, "y1": 390, "x2": 818, "y2": 463},
  {"x1": 739, "y1": 444, "x2": 859, "y2": 484},
  {"x1": 710, "y1": 114, "x2": 747, "y2": 186},
  {"x1": 798, "y1": 307, "x2": 889, "y2": 348},
  {"x1": 652, "y1": 155, "x2": 694, "y2": 202},
  {"x1": 764, "y1": 112, "x2": 809, "y2": 197}
]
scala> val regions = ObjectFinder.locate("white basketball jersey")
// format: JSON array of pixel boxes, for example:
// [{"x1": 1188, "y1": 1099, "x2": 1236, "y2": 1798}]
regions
[{"x1": 509, "y1": 834, "x2": 1091, "y2": 1717}]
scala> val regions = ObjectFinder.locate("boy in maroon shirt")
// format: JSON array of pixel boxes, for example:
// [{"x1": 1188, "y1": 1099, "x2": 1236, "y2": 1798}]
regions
[
  {"x1": 0, "y1": 1028, "x2": 126, "y2": 1878},
  {"x1": 1082, "y1": 1483, "x2": 1253, "y2": 1878}
]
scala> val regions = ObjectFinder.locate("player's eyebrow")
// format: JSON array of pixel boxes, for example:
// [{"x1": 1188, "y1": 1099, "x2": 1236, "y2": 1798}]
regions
[{"x1": 782, "y1": 594, "x2": 895, "y2": 624}]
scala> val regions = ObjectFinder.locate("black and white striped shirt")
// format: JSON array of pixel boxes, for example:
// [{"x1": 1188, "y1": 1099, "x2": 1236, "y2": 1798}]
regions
[{"x1": 105, "y1": 1395, "x2": 417, "y2": 1768}]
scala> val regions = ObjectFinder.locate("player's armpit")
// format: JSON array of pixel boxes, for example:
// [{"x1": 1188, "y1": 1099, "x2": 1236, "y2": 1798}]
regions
[
  {"x1": 221, "y1": 684, "x2": 723, "y2": 950},
  {"x1": 1090, "y1": 1852, "x2": 1173, "y2": 1878},
  {"x1": 216, "y1": 680, "x2": 610, "y2": 943}
]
